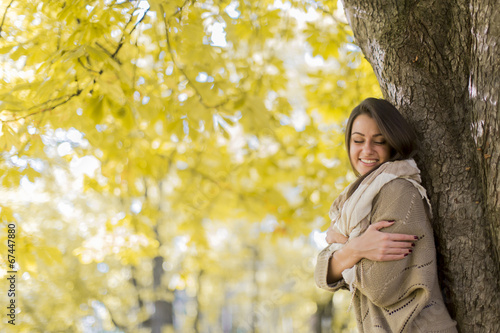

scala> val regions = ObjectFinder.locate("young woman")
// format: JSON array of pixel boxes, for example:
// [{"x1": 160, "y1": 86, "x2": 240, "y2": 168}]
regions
[{"x1": 315, "y1": 98, "x2": 457, "y2": 332}]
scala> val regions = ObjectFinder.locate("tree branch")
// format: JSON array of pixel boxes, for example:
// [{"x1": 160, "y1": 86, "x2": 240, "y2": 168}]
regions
[
  {"x1": 78, "y1": 57, "x2": 101, "y2": 74},
  {"x1": 318, "y1": 7, "x2": 347, "y2": 27},
  {"x1": 0, "y1": 0, "x2": 14, "y2": 37},
  {"x1": 95, "y1": 42, "x2": 118, "y2": 65},
  {"x1": 3, "y1": 88, "x2": 83, "y2": 123},
  {"x1": 112, "y1": 4, "x2": 150, "y2": 59},
  {"x1": 161, "y1": 2, "x2": 230, "y2": 110}
]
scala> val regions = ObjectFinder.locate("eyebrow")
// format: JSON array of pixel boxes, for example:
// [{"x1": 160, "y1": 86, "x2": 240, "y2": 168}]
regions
[{"x1": 352, "y1": 132, "x2": 384, "y2": 137}]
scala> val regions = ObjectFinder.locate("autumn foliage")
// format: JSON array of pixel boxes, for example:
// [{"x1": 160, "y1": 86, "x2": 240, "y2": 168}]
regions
[{"x1": 0, "y1": 0, "x2": 380, "y2": 331}]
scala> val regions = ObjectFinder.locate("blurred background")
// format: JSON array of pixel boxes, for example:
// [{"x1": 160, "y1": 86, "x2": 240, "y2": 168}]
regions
[{"x1": 0, "y1": 0, "x2": 381, "y2": 331}]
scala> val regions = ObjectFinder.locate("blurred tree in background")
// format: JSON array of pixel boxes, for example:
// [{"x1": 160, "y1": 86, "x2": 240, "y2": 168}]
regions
[{"x1": 0, "y1": 0, "x2": 380, "y2": 332}]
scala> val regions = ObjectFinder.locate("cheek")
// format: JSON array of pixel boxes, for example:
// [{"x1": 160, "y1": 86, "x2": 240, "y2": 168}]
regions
[
  {"x1": 349, "y1": 147, "x2": 359, "y2": 162},
  {"x1": 380, "y1": 146, "x2": 391, "y2": 161}
]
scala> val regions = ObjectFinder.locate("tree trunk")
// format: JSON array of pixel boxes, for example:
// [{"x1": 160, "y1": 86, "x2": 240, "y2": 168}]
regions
[
  {"x1": 150, "y1": 256, "x2": 174, "y2": 333},
  {"x1": 340, "y1": 0, "x2": 500, "y2": 331}
]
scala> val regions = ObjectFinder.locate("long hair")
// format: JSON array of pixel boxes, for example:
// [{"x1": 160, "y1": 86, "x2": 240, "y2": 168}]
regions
[{"x1": 345, "y1": 98, "x2": 418, "y2": 197}]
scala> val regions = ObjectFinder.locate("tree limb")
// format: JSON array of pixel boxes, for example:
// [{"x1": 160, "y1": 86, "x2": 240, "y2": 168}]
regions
[
  {"x1": 3, "y1": 88, "x2": 83, "y2": 123},
  {"x1": 161, "y1": 2, "x2": 231, "y2": 110},
  {"x1": 0, "y1": 0, "x2": 14, "y2": 37},
  {"x1": 112, "y1": 4, "x2": 150, "y2": 59},
  {"x1": 78, "y1": 57, "x2": 101, "y2": 74}
]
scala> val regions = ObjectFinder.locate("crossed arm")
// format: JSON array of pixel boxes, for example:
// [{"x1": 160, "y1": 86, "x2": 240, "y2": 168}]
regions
[{"x1": 325, "y1": 220, "x2": 417, "y2": 284}]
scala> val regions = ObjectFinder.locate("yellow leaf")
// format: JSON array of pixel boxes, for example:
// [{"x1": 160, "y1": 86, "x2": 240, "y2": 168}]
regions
[{"x1": 38, "y1": 246, "x2": 63, "y2": 265}]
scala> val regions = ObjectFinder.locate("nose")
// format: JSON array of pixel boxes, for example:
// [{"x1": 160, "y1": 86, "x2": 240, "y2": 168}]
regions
[{"x1": 362, "y1": 141, "x2": 374, "y2": 154}]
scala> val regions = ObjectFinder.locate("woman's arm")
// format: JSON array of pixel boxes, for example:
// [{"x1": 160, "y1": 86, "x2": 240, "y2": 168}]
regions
[
  {"x1": 347, "y1": 179, "x2": 437, "y2": 309},
  {"x1": 326, "y1": 221, "x2": 416, "y2": 283}
]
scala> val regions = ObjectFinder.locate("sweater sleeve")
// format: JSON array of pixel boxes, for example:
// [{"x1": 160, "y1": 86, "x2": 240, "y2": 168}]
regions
[
  {"x1": 314, "y1": 242, "x2": 349, "y2": 292},
  {"x1": 350, "y1": 179, "x2": 436, "y2": 310}
]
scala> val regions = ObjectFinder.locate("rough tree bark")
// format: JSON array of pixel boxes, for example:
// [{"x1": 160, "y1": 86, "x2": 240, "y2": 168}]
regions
[{"x1": 340, "y1": 0, "x2": 500, "y2": 331}]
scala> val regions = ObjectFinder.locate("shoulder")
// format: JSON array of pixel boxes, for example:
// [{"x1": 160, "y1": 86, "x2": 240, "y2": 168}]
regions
[
  {"x1": 374, "y1": 178, "x2": 423, "y2": 211},
  {"x1": 379, "y1": 178, "x2": 420, "y2": 197},
  {"x1": 379, "y1": 178, "x2": 418, "y2": 194},
  {"x1": 371, "y1": 178, "x2": 431, "y2": 229}
]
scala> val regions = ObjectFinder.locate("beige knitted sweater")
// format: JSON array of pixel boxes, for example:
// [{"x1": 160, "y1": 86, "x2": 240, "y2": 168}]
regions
[{"x1": 315, "y1": 179, "x2": 457, "y2": 333}]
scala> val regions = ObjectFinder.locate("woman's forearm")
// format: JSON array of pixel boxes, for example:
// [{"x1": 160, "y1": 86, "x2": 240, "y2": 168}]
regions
[
  {"x1": 326, "y1": 243, "x2": 361, "y2": 283},
  {"x1": 326, "y1": 221, "x2": 416, "y2": 284}
]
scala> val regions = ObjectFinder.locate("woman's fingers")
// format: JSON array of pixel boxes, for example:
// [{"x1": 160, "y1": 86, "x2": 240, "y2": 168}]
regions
[
  {"x1": 352, "y1": 221, "x2": 418, "y2": 261},
  {"x1": 387, "y1": 233, "x2": 418, "y2": 242},
  {"x1": 326, "y1": 230, "x2": 348, "y2": 244},
  {"x1": 375, "y1": 245, "x2": 412, "y2": 260},
  {"x1": 387, "y1": 240, "x2": 415, "y2": 248},
  {"x1": 371, "y1": 220, "x2": 418, "y2": 242},
  {"x1": 371, "y1": 220, "x2": 395, "y2": 230},
  {"x1": 325, "y1": 234, "x2": 337, "y2": 244},
  {"x1": 384, "y1": 247, "x2": 413, "y2": 255},
  {"x1": 325, "y1": 224, "x2": 349, "y2": 244},
  {"x1": 378, "y1": 254, "x2": 409, "y2": 261}
]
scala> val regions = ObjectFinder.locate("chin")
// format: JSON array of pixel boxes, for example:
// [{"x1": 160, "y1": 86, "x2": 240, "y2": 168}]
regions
[{"x1": 357, "y1": 165, "x2": 377, "y2": 176}]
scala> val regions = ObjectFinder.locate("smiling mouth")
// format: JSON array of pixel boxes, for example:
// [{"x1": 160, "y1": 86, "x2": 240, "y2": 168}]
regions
[{"x1": 360, "y1": 159, "x2": 378, "y2": 164}]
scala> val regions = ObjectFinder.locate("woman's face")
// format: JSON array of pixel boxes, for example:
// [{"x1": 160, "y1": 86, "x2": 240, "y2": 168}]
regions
[{"x1": 349, "y1": 114, "x2": 391, "y2": 175}]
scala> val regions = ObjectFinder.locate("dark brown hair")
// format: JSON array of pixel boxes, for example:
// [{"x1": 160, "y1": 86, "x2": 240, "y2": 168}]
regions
[{"x1": 345, "y1": 98, "x2": 417, "y2": 195}]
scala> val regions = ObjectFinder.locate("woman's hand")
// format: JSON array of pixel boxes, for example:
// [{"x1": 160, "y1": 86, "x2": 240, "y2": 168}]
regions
[
  {"x1": 326, "y1": 220, "x2": 416, "y2": 283},
  {"x1": 326, "y1": 224, "x2": 348, "y2": 244},
  {"x1": 347, "y1": 221, "x2": 416, "y2": 262}
]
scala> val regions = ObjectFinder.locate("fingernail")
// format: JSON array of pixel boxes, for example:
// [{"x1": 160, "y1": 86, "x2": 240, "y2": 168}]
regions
[
  {"x1": 389, "y1": 220, "x2": 395, "y2": 223},
  {"x1": 412, "y1": 243, "x2": 415, "y2": 247},
  {"x1": 404, "y1": 253, "x2": 408, "y2": 257},
  {"x1": 409, "y1": 249, "x2": 413, "y2": 253},
  {"x1": 414, "y1": 236, "x2": 418, "y2": 240}
]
